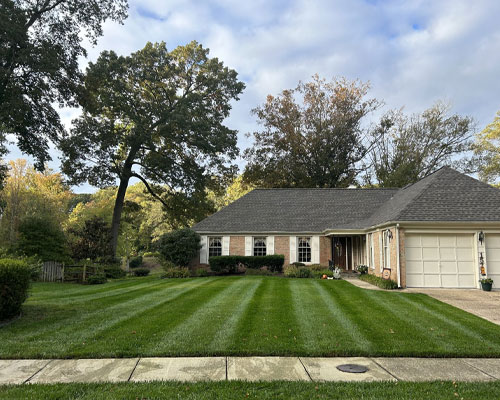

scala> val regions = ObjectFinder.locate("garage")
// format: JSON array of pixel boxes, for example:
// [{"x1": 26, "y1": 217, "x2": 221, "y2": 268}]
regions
[
  {"x1": 405, "y1": 233, "x2": 476, "y2": 288},
  {"x1": 485, "y1": 234, "x2": 500, "y2": 289}
]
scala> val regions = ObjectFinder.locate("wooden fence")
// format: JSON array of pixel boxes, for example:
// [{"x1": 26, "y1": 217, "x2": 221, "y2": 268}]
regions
[
  {"x1": 41, "y1": 261, "x2": 64, "y2": 282},
  {"x1": 41, "y1": 262, "x2": 100, "y2": 283}
]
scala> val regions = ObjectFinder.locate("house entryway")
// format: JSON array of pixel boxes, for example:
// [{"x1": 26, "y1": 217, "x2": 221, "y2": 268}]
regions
[{"x1": 331, "y1": 236, "x2": 366, "y2": 271}]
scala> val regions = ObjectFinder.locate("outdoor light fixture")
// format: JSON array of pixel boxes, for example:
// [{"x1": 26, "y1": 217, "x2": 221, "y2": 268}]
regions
[
  {"x1": 386, "y1": 229, "x2": 393, "y2": 242},
  {"x1": 478, "y1": 231, "x2": 485, "y2": 245}
]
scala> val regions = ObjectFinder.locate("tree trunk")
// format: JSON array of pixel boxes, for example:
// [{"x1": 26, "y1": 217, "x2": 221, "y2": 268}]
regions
[{"x1": 110, "y1": 171, "x2": 131, "y2": 259}]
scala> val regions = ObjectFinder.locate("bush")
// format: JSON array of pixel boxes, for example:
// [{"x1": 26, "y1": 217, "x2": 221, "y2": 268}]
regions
[
  {"x1": 194, "y1": 268, "x2": 212, "y2": 277},
  {"x1": 284, "y1": 265, "x2": 298, "y2": 277},
  {"x1": 309, "y1": 264, "x2": 324, "y2": 271},
  {"x1": 209, "y1": 255, "x2": 285, "y2": 274},
  {"x1": 86, "y1": 273, "x2": 107, "y2": 285},
  {"x1": 129, "y1": 256, "x2": 143, "y2": 269},
  {"x1": 356, "y1": 265, "x2": 368, "y2": 274},
  {"x1": 163, "y1": 267, "x2": 190, "y2": 278},
  {"x1": 359, "y1": 273, "x2": 398, "y2": 290},
  {"x1": 68, "y1": 216, "x2": 112, "y2": 262},
  {"x1": 312, "y1": 269, "x2": 332, "y2": 278},
  {"x1": 104, "y1": 266, "x2": 126, "y2": 279},
  {"x1": 245, "y1": 268, "x2": 273, "y2": 276},
  {"x1": 133, "y1": 268, "x2": 150, "y2": 277},
  {"x1": 0, "y1": 259, "x2": 31, "y2": 320},
  {"x1": 291, "y1": 262, "x2": 305, "y2": 267},
  {"x1": 17, "y1": 217, "x2": 69, "y2": 262},
  {"x1": 297, "y1": 267, "x2": 312, "y2": 278},
  {"x1": 158, "y1": 229, "x2": 201, "y2": 267}
]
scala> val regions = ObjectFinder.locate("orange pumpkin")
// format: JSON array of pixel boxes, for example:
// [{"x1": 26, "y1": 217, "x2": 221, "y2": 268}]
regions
[{"x1": 322, "y1": 274, "x2": 327, "y2": 279}]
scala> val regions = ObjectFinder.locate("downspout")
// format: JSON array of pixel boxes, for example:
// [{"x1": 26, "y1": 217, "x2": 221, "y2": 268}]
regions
[{"x1": 396, "y1": 224, "x2": 401, "y2": 288}]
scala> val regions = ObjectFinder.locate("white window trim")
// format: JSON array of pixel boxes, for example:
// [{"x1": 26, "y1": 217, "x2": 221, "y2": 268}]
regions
[
  {"x1": 208, "y1": 236, "x2": 223, "y2": 258},
  {"x1": 368, "y1": 233, "x2": 375, "y2": 269},
  {"x1": 253, "y1": 236, "x2": 267, "y2": 256},
  {"x1": 297, "y1": 236, "x2": 312, "y2": 264}
]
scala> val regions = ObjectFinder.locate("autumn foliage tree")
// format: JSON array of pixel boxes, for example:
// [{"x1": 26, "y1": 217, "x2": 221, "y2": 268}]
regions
[
  {"x1": 59, "y1": 41, "x2": 244, "y2": 257},
  {"x1": 474, "y1": 110, "x2": 500, "y2": 184},
  {"x1": 243, "y1": 75, "x2": 381, "y2": 188}
]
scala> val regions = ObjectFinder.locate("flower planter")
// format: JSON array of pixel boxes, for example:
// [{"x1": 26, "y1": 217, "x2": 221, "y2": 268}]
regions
[{"x1": 481, "y1": 282, "x2": 493, "y2": 292}]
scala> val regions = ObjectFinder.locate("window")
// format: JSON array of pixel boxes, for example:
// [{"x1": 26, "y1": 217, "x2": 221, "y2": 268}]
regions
[
  {"x1": 253, "y1": 237, "x2": 267, "y2": 256},
  {"x1": 208, "y1": 237, "x2": 222, "y2": 257},
  {"x1": 368, "y1": 233, "x2": 374, "y2": 269},
  {"x1": 383, "y1": 230, "x2": 390, "y2": 269},
  {"x1": 298, "y1": 237, "x2": 311, "y2": 263}
]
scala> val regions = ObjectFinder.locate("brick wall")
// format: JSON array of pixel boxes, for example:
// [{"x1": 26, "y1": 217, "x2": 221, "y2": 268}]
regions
[
  {"x1": 229, "y1": 236, "x2": 245, "y2": 256},
  {"x1": 320, "y1": 236, "x2": 332, "y2": 265},
  {"x1": 274, "y1": 236, "x2": 290, "y2": 265},
  {"x1": 368, "y1": 228, "x2": 398, "y2": 283}
]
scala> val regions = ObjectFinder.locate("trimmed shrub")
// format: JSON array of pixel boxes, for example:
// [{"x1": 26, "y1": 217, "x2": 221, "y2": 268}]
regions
[
  {"x1": 245, "y1": 268, "x2": 273, "y2": 276},
  {"x1": 129, "y1": 256, "x2": 143, "y2": 269},
  {"x1": 194, "y1": 268, "x2": 213, "y2": 277},
  {"x1": 359, "y1": 273, "x2": 398, "y2": 290},
  {"x1": 133, "y1": 268, "x2": 150, "y2": 277},
  {"x1": 209, "y1": 255, "x2": 285, "y2": 274},
  {"x1": 0, "y1": 259, "x2": 31, "y2": 320},
  {"x1": 86, "y1": 273, "x2": 107, "y2": 285},
  {"x1": 297, "y1": 267, "x2": 312, "y2": 278},
  {"x1": 312, "y1": 269, "x2": 332, "y2": 278},
  {"x1": 157, "y1": 229, "x2": 201, "y2": 267},
  {"x1": 163, "y1": 267, "x2": 190, "y2": 278},
  {"x1": 104, "y1": 266, "x2": 126, "y2": 279},
  {"x1": 143, "y1": 251, "x2": 161, "y2": 258},
  {"x1": 291, "y1": 262, "x2": 305, "y2": 267},
  {"x1": 309, "y1": 264, "x2": 324, "y2": 271},
  {"x1": 284, "y1": 265, "x2": 299, "y2": 277}
]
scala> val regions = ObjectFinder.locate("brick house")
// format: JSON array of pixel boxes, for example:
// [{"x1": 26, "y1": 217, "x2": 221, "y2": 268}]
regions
[{"x1": 192, "y1": 167, "x2": 500, "y2": 289}]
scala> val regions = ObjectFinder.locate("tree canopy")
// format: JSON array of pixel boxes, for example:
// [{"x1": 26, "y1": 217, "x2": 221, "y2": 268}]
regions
[
  {"x1": 0, "y1": 0, "x2": 128, "y2": 168},
  {"x1": 243, "y1": 75, "x2": 381, "y2": 188},
  {"x1": 59, "y1": 41, "x2": 245, "y2": 256},
  {"x1": 366, "y1": 103, "x2": 475, "y2": 188},
  {"x1": 474, "y1": 110, "x2": 500, "y2": 184}
]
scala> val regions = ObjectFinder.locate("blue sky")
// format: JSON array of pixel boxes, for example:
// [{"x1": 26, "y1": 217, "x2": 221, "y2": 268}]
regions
[{"x1": 6, "y1": 0, "x2": 500, "y2": 192}]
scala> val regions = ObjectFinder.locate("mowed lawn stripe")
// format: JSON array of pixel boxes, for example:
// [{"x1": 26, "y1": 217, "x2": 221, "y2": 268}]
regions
[
  {"x1": 230, "y1": 277, "x2": 303, "y2": 355},
  {"x1": 290, "y1": 279, "x2": 363, "y2": 354},
  {"x1": 150, "y1": 277, "x2": 262, "y2": 354},
  {"x1": 0, "y1": 278, "x2": 216, "y2": 358}
]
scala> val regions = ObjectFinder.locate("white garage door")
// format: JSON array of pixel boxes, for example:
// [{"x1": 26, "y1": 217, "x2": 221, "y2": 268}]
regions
[
  {"x1": 406, "y1": 233, "x2": 476, "y2": 288},
  {"x1": 485, "y1": 234, "x2": 500, "y2": 289}
]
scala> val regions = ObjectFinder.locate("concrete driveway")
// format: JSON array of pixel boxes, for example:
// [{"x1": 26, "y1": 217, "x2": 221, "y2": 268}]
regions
[{"x1": 404, "y1": 288, "x2": 500, "y2": 325}]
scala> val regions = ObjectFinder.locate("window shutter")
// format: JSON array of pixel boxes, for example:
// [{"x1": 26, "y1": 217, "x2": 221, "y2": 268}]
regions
[
  {"x1": 245, "y1": 236, "x2": 252, "y2": 256},
  {"x1": 290, "y1": 236, "x2": 297, "y2": 263},
  {"x1": 312, "y1": 236, "x2": 320, "y2": 264},
  {"x1": 267, "y1": 236, "x2": 274, "y2": 255},
  {"x1": 200, "y1": 236, "x2": 208, "y2": 264},
  {"x1": 222, "y1": 236, "x2": 230, "y2": 256}
]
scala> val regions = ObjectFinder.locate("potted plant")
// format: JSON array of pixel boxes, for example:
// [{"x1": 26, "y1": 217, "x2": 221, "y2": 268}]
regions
[{"x1": 480, "y1": 278, "x2": 494, "y2": 292}]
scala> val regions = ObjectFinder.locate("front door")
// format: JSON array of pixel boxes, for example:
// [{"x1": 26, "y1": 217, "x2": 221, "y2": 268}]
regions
[{"x1": 333, "y1": 237, "x2": 347, "y2": 270}]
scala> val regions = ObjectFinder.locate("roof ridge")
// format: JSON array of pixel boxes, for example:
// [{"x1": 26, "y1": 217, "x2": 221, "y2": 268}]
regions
[{"x1": 252, "y1": 187, "x2": 399, "y2": 191}]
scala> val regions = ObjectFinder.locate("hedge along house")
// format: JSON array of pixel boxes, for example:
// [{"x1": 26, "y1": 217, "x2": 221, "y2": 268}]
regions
[{"x1": 192, "y1": 167, "x2": 500, "y2": 289}]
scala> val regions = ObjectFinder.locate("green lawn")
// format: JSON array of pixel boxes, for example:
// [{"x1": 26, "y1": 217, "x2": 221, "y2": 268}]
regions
[
  {"x1": 2, "y1": 381, "x2": 500, "y2": 400},
  {"x1": 2, "y1": 275, "x2": 500, "y2": 358}
]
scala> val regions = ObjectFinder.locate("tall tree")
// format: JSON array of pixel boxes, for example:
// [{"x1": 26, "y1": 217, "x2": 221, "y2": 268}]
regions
[
  {"x1": 0, "y1": 0, "x2": 128, "y2": 168},
  {"x1": 243, "y1": 75, "x2": 381, "y2": 188},
  {"x1": 59, "y1": 41, "x2": 244, "y2": 257},
  {"x1": 367, "y1": 103, "x2": 475, "y2": 188},
  {"x1": 473, "y1": 110, "x2": 500, "y2": 184}
]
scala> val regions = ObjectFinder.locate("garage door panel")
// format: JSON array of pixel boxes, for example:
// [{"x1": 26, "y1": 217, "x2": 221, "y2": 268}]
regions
[
  {"x1": 423, "y1": 261, "x2": 439, "y2": 273},
  {"x1": 441, "y1": 275, "x2": 459, "y2": 287},
  {"x1": 424, "y1": 274, "x2": 441, "y2": 287},
  {"x1": 406, "y1": 247, "x2": 422, "y2": 261},
  {"x1": 457, "y1": 248, "x2": 473, "y2": 261},
  {"x1": 486, "y1": 248, "x2": 500, "y2": 262},
  {"x1": 405, "y1": 233, "x2": 475, "y2": 288},
  {"x1": 407, "y1": 260, "x2": 423, "y2": 273},
  {"x1": 422, "y1": 236, "x2": 438, "y2": 246},
  {"x1": 439, "y1": 236, "x2": 456, "y2": 247},
  {"x1": 440, "y1": 261, "x2": 458, "y2": 273},
  {"x1": 486, "y1": 234, "x2": 500, "y2": 289},
  {"x1": 422, "y1": 247, "x2": 439, "y2": 260},
  {"x1": 439, "y1": 247, "x2": 456, "y2": 260}
]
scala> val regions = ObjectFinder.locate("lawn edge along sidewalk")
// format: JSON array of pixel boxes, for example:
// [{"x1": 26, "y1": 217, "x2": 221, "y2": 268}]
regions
[{"x1": 1, "y1": 357, "x2": 500, "y2": 385}]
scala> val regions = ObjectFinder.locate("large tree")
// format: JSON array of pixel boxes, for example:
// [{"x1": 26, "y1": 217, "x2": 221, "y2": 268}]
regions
[
  {"x1": 0, "y1": 0, "x2": 128, "y2": 168},
  {"x1": 243, "y1": 75, "x2": 382, "y2": 188},
  {"x1": 366, "y1": 103, "x2": 475, "y2": 188},
  {"x1": 473, "y1": 110, "x2": 500, "y2": 184},
  {"x1": 59, "y1": 41, "x2": 244, "y2": 257}
]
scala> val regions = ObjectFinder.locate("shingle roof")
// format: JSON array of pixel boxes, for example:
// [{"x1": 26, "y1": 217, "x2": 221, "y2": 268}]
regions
[{"x1": 192, "y1": 167, "x2": 500, "y2": 233}]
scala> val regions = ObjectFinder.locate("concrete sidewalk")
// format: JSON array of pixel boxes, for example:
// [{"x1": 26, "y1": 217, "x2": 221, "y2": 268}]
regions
[{"x1": 1, "y1": 357, "x2": 500, "y2": 385}]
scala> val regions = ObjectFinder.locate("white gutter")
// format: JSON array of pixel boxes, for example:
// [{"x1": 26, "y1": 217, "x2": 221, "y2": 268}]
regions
[{"x1": 396, "y1": 223, "x2": 401, "y2": 288}]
